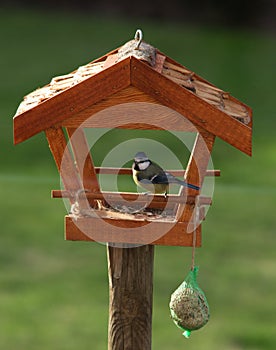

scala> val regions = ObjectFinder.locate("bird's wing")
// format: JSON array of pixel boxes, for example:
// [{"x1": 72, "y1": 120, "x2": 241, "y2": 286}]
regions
[
  {"x1": 149, "y1": 173, "x2": 169, "y2": 184},
  {"x1": 138, "y1": 178, "x2": 152, "y2": 185},
  {"x1": 137, "y1": 172, "x2": 168, "y2": 184}
]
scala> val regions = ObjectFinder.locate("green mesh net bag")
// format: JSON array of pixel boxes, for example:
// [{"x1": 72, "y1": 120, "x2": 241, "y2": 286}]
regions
[{"x1": 169, "y1": 266, "x2": 210, "y2": 338}]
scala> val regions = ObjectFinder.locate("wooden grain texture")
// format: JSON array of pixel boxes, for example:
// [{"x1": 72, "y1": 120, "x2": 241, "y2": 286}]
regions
[
  {"x1": 130, "y1": 57, "x2": 252, "y2": 156},
  {"x1": 53, "y1": 190, "x2": 212, "y2": 213},
  {"x1": 65, "y1": 215, "x2": 201, "y2": 247},
  {"x1": 89, "y1": 47, "x2": 120, "y2": 64},
  {"x1": 13, "y1": 57, "x2": 131, "y2": 144},
  {"x1": 66, "y1": 128, "x2": 100, "y2": 192},
  {"x1": 62, "y1": 85, "x2": 197, "y2": 132},
  {"x1": 14, "y1": 54, "x2": 252, "y2": 155},
  {"x1": 177, "y1": 130, "x2": 216, "y2": 224},
  {"x1": 185, "y1": 130, "x2": 216, "y2": 189},
  {"x1": 45, "y1": 127, "x2": 82, "y2": 203},
  {"x1": 153, "y1": 53, "x2": 166, "y2": 73},
  {"x1": 162, "y1": 56, "x2": 252, "y2": 125},
  {"x1": 107, "y1": 244, "x2": 154, "y2": 350},
  {"x1": 163, "y1": 54, "x2": 253, "y2": 124},
  {"x1": 92, "y1": 167, "x2": 220, "y2": 176},
  {"x1": 52, "y1": 189, "x2": 212, "y2": 205},
  {"x1": 103, "y1": 54, "x2": 119, "y2": 69}
]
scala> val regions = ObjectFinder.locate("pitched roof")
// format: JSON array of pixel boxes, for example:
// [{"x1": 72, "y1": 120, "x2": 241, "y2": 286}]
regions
[{"x1": 13, "y1": 39, "x2": 252, "y2": 155}]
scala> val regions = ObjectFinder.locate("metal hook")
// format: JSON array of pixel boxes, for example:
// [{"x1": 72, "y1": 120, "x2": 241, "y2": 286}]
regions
[{"x1": 134, "y1": 29, "x2": 143, "y2": 50}]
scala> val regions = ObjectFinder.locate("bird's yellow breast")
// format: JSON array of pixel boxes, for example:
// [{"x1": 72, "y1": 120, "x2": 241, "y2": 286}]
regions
[{"x1": 132, "y1": 170, "x2": 168, "y2": 194}]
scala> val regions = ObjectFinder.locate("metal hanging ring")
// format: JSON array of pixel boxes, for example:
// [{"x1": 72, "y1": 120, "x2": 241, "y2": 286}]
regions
[{"x1": 134, "y1": 29, "x2": 143, "y2": 50}]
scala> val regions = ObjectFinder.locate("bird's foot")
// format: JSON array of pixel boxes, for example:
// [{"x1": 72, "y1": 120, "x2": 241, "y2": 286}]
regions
[{"x1": 142, "y1": 191, "x2": 151, "y2": 196}]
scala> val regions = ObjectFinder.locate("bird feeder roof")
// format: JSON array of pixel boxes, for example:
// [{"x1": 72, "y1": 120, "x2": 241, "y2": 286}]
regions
[{"x1": 13, "y1": 36, "x2": 252, "y2": 155}]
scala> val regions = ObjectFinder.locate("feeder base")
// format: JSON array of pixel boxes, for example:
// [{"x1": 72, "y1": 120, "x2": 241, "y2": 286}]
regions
[{"x1": 65, "y1": 215, "x2": 201, "y2": 247}]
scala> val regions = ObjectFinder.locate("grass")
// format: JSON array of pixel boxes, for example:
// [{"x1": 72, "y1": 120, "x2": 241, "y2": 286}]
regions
[{"x1": 1, "y1": 7, "x2": 276, "y2": 349}]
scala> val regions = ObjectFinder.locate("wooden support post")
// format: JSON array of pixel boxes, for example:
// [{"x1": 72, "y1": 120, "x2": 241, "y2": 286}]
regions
[
  {"x1": 176, "y1": 129, "x2": 216, "y2": 226},
  {"x1": 107, "y1": 244, "x2": 154, "y2": 350},
  {"x1": 66, "y1": 127, "x2": 100, "y2": 192},
  {"x1": 45, "y1": 126, "x2": 82, "y2": 204}
]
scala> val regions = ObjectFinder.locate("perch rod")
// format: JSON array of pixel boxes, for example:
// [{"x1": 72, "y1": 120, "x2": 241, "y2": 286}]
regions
[
  {"x1": 94, "y1": 167, "x2": 220, "y2": 176},
  {"x1": 52, "y1": 190, "x2": 212, "y2": 206}
]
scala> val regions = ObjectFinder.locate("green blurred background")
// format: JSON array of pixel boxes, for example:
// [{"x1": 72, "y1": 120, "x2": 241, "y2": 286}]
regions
[{"x1": 1, "y1": 2, "x2": 276, "y2": 349}]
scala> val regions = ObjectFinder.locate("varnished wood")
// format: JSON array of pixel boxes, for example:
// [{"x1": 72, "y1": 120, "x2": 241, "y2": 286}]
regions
[
  {"x1": 66, "y1": 128, "x2": 100, "y2": 192},
  {"x1": 13, "y1": 38, "x2": 253, "y2": 350},
  {"x1": 162, "y1": 54, "x2": 253, "y2": 125},
  {"x1": 65, "y1": 215, "x2": 201, "y2": 247},
  {"x1": 53, "y1": 190, "x2": 212, "y2": 212},
  {"x1": 130, "y1": 57, "x2": 252, "y2": 155},
  {"x1": 14, "y1": 58, "x2": 131, "y2": 144},
  {"x1": 92, "y1": 167, "x2": 220, "y2": 176},
  {"x1": 52, "y1": 189, "x2": 212, "y2": 205},
  {"x1": 185, "y1": 130, "x2": 216, "y2": 189},
  {"x1": 45, "y1": 127, "x2": 81, "y2": 203},
  {"x1": 14, "y1": 56, "x2": 252, "y2": 155},
  {"x1": 62, "y1": 85, "x2": 197, "y2": 132},
  {"x1": 177, "y1": 130, "x2": 216, "y2": 224},
  {"x1": 107, "y1": 244, "x2": 154, "y2": 350}
]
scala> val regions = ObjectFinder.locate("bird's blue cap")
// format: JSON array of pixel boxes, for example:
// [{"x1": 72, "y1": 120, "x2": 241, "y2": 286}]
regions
[{"x1": 134, "y1": 152, "x2": 148, "y2": 162}]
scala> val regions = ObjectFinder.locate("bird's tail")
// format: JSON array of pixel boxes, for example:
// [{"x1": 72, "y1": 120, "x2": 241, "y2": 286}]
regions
[
  {"x1": 185, "y1": 182, "x2": 200, "y2": 191},
  {"x1": 166, "y1": 173, "x2": 200, "y2": 191},
  {"x1": 175, "y1": 178, "x2": 200, "y2": 191}
]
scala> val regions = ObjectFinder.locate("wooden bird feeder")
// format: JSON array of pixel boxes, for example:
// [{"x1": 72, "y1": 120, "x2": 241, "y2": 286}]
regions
[
  {"x1": 13, "y1": 31, "x2": 252, "y2": 247},
  {"x1": 13, "y1": 30, "x2": 252, "y2": 348}
]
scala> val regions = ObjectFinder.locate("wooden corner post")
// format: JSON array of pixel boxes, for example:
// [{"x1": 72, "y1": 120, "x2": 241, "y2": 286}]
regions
[{"x1": 107, "y1": 244, "x2": 154, "y2": 350}]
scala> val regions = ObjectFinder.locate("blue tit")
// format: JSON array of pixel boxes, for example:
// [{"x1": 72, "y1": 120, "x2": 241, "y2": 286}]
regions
[{"x1": 132, "y1": 152, "x2": 200, "y2": 196}]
